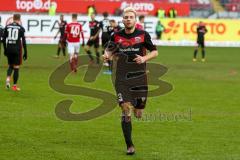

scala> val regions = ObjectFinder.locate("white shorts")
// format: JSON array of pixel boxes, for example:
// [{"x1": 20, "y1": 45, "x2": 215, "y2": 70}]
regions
[{"x1": 67, "y1": 42, "x2": 80, "y2": 55}]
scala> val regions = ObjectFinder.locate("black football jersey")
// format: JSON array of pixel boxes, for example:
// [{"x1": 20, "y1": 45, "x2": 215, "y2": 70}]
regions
[
  {"x1": 3, "y1": 22, "x2": 27, "y2": 54},
  {"x1": 197, "y1": 26, "x2": 207, "y2": 42},
  {"x1": 107, "y1": 25, "x2": 122, "y2": 36},
  {"x1": 89, "y1": 20, "x2": 100, "y2": 37},
  {"x1": 108, "y1": 28, "x2": 157, "y2": 82},
  {"x1": 0, "y1": 25, "x2": 4, "y2": 42},
  {"x1": 59, "y1": 20, "x2": 67, "y2": 38},
  {"x1": 99, "y1": 18, "x2": 110, "y2": 34}
]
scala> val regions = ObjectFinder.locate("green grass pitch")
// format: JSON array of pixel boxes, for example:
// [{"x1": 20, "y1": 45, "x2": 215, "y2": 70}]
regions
[{"x1": 0, "y1": 45, "x2": 239, "y2": 160}]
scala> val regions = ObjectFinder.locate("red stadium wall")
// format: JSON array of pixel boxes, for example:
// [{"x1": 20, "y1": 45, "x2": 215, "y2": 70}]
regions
[{"x1": 0, "y1": 0, "x2": 190, "y2": 16}]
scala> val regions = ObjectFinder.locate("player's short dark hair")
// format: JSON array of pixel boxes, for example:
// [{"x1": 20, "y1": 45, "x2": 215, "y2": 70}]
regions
[
  {"x1": 139, "y1": 15, "x2": 145, "y2": 21},
  {"x1": 72, "y1": 14, "x2": 78, "y2": 19},
  {"x1": 13, "y1": 14, "x2": 21, "y2": 21},
  {"x1": 103, "y1": 12, "x2": 108, "y2": 18},
  {"x1": 110, "y1": 19, "x2": 116, "y2": 23}
]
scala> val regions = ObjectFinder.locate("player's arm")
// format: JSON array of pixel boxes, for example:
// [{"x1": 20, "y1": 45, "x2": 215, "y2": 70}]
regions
[
  {"x1": 91, "y1": 29, "x2": 100, "y2": 40},
  {"x1": 134, "y1": 31, "x2": 158, "y2": 64},
  {"x1": 162, "y1": 24, "x2": 165, "y2": 31},
  {"x1": 63, "y1": 24, "x2": 69, "y2": 41},
  {"x1": 54, "y1": 22, "x2": 60, "y2": 39},
  {"x1": 92, "y1": 23, "x2": 100, "y2": 40},
  {"x1": 0, "y1": 27, "x2": 3, "y2": 42},
  {"x1": 103, "y1": 33, "x2": 115, "y2": 60},
  {"x1": 80, "y1": 25, "x2": 85, "y2": 46},
  {"x1": 54, "y1": 30, "x2": 60, "y2": 39},
  {"x1": 21, "y1": 28, "x2": 28, "y2": 60},
  {"x1": 2, "y1": 27, "x2": 8, "y2": 56},
  {"x1": 205, "y1": 27, "x2": 208, "y2": 33}
]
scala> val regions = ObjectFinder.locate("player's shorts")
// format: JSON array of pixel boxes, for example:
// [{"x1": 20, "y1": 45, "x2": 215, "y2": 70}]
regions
[
  {"x1": 197, "y1": 41, "x2": 205, "y2": 48},
  {"x1": 115, "y1": 81, "x2": 148, "y2": 109},
  {"x1": 87, "y1": 38, "x2": 99, "y2": 48},
  {"x1": 101, "y1": 34, "x2": 110, "y2": 48},
  {"x1": 59, "y1": 37, "x2": 66, "y2": 47},
  {"x1": 67, "y1": 42, "x2": 80, "y2": 55},
  {"x1": 7, "y1": 53, "x2": 22, "y2": 65}
]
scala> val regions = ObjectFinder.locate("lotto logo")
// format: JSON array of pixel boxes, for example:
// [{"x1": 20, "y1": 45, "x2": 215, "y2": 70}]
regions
[
  {"x1": 16, "y1": 0, "x2": 57, "y2": 11},
  {"x1": 120, "y1": 2, "x2": 154, "y2": 12}
]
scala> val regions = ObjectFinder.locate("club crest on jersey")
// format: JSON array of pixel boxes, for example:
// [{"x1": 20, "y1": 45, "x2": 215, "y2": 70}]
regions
[{"x1": 135, "y1": 37, "x2": 142, "y2": 43}]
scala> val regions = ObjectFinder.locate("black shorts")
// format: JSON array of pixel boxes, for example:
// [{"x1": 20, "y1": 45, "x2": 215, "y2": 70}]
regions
[
  {"x1": 59, "y1": 37, "x2": 66, "y2": 47},
  {"x1": 87, "y1": 38, "x2": 99, "y2": 48},
  {"x1": 197, "y1": 41, "x2": 205, "y2": 48},
  {"x1": 102, "y1": 38, "x2": 109, "y2": 49},
  {"x1": 115, "y1": 81, "x2": 148, "y2": 109},
  {"x1": 7, "y1": 53, "x2": 22, "y2": 65},
  {"x1": 101, "y1": 34, "x2": 110, "y2": 48}
]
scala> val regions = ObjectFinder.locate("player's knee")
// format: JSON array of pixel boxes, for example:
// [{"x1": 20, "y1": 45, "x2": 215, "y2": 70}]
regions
[
  {"x1": 134, "y1": 109, "x2": 143, "y2": 119},
  {"x1": 13, "y1": 65, "x2": 19, "y2": 69},
  {"x1": 95, "y1": 48, "x2": 99, "y2": 53},
  {"x1": 121, "y1": 102, "x2": 133, "y2": 117},
  {"x1": 84, "y1": 46, "x2": 89, "y2": 51},
  {"x1": 122, "y1": 112, "x2": 131, "y2": 122}
]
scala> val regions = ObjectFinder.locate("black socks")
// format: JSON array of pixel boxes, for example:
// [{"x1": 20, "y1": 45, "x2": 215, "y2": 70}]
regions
[
  {"x1": 7, "y1": 66, "x2": 13, "y2": 77},
  {"x1": 202, "y1": 50, "x2": 205, "y2": 59},
  {"x1": 13, "y1": 68, "x2": 19, "y2": 85},
  {"x1": 96, "y1": 52, "x2": 100, "y2": 64},
  {"x1": 57, "y1": 47, "x2": 66, "y2": 56},
  {"x1": 87, "y1": 50, "x2": 94, "y2": 61},
  {"x1": 121, "y1": 116, "x2": 133, "y2": 148},
  {"x1": 194, "y1": 49, "x2": 198, "y2": 59}
]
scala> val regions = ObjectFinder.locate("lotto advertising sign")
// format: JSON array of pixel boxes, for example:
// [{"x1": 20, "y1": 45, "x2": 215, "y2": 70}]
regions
[
  {"x1": 160, "y1": 18, "x2": 240, "y2": 42},
  {"x1": 0, "y1": 14, "x2": 240, "y2": 46}
]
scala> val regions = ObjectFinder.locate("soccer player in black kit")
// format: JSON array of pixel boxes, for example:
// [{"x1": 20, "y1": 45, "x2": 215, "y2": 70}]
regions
[
  {"x1": 2, "y1": 14, "x2": 27, "y2": 91},
  {"x1": 0, "y1": 16, "x2": 4, "y2": 55},
  {"x1": 193, "y1": 21, "x2": 208, "y2": 62},
  {"x1": 108, "y1": 19, "x2": 122, "y2": 35},
  {"x1": 84, "y1": 13, "x2": 100, "y2": 64},
  {"x1": 103, "y1": 7, "x2": 158, "y2": 155},
  {"x1": 99, "y1": 12, "x2": 111, "y2": 68},
  {"x1": 54, "y1": 15, "x2": 67, "y2": 58},
  {"x1": 100, "y1": 12, "x2": 110, "y2": 52},
  {"x1": 104, "y1": 19, "x2": 122, "y2": 74}
]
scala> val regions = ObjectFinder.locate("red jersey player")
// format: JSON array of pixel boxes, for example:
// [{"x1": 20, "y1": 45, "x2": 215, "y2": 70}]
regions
[
  {"x1": 135, "y1": 15, "x2": 145, "y2": 30},
  {"x1": 65, "y1": 14, "x2": 85, "y2": 72}
]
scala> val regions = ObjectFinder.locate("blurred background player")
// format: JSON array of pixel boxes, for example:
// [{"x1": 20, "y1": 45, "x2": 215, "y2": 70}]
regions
[
  {"x1": 84, "y1": 13, "x2": 100, "y2": 64},
  {"x1": 135, "y1": 15, "x2": 145, "y2": 30},
  {"x1": 193, "y1": 21, "x2": 208, "y2": 62},
  {"x1": 2, "y1": 14, "x2": 27, "y2": 91},
  {"x1": 103, "y1": 19, "x2": 122, "y2": 74},
  {"x1": 103, "y1": 7, "x2": 158, "y2": 155},
  {"x1": 54, "y1": 15, "x2": 67, "y2": 58},
  {"x1": 108, "y1": 19, "x2": 122, "y2": 35},
  {"x1": 155, "y1": 20, "x2": 165, "y2": 40},
  {"x1": 65, "y1": 14, "x2": 85, "y2": 72},
  {"x1": 99, "y1": 12, "x2": 110, "y2": 67},
  {"x1": 0, "y1": 16, "x2": 4, "y2": 55}
]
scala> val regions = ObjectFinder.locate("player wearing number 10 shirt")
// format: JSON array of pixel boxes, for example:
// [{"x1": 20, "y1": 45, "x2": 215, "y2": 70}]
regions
[
  {"x1": 2, "y1": 14, "x2": 27, "y2": 91},
  {"x1": 64, "y1": 14, "x2": 85, "y2": 73}
]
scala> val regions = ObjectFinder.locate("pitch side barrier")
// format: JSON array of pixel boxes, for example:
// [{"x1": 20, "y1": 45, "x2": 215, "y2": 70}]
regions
[{"x1": 0, "y1": 14, "x2": 239, "y2": 47}]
